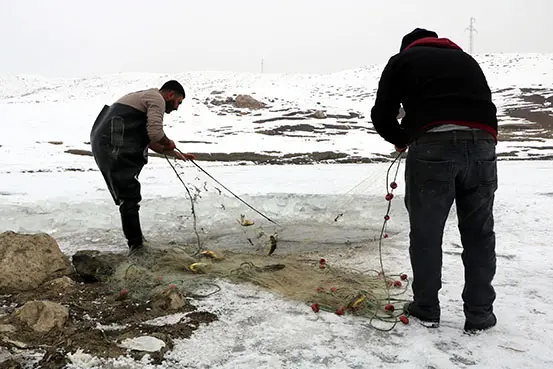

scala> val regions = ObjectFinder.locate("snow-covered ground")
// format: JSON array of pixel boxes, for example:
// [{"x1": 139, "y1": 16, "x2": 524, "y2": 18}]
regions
[
  {"x1": 3, "y1": 159, "x2": 553, "y2": 369},
  {"x1": 0, "y1": 52, "x2": 552, "y2": 165},
  {"x1": 1, "y1": 53, "x2": 553, "y2": 368}
]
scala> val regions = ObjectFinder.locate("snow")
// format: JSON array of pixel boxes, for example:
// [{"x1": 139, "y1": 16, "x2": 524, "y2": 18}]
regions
[
  {"x1": 1, "y1": 53, "x2": 552, "y2": 164},
  {"x1": 44, "y1": 160, "x2": 553, "y2": 369},
  {"x1": 142, "y1": 313, "x2": 189, "y2": 327},
  {"x1": 2, "y1": 53, "x2": 553, "y2": 368},
  {"x1": 118, "y1": 337, "x2": 166, "y2": 353}
]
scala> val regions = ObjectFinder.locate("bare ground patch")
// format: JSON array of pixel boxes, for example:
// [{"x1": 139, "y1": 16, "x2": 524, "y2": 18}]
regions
[
  {"x1": 0, "y1": 267, "x2": 217, "y2": 368},
  {"x1": 64, "y1": 149, "x2": 391, "y2": 164},
  {"x1": 499, "y1": 88, "x2": 553, "y2": 143}
]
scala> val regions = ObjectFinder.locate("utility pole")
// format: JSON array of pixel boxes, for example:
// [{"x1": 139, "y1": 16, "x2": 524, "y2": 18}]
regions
[
  {"x1": 261, "y1": 57, "x2": 264, "y2": 73},
  {"x1": 465, "y1": 17, "x2": 477, "y2": 54}
]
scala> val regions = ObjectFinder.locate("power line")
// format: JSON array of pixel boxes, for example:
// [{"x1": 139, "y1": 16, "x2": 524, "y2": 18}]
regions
[{"x1": 465, "y1": 17, "x2": 477, "y2": 54}]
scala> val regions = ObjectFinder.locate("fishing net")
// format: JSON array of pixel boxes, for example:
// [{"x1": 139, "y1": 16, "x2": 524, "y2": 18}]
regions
[
  {"x1": 105, "y1": 152, "x2": 412, "y2": 330},
  {"x1": 159, "y1": 150, "x2": 405, "y2": 256},
  {"x1": 107, "y1": 244, "x2": 410, "y2": 330}
]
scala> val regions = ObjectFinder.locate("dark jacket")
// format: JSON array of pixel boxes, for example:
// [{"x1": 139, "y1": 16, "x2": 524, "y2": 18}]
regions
[
  {"x1": 370, "y1": 37, "x2": 498, "y2": 148},
  {"x1": 90, "y1": 103, "x2": 151, "y2": 167}
]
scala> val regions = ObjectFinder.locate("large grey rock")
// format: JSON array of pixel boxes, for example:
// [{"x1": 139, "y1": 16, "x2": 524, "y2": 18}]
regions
[
  {"x1": 234, "y1": 95, "x2": 266, "y2": 109},
  {"x1": 13, "y1": 300, "x2": 69, "y2": 333},
  {"x1": 0, "y1": 231, "x2": 73, "y2": 293}
]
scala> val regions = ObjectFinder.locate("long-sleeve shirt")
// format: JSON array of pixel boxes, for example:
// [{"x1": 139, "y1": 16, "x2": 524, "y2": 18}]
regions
[{"x1": 116, "y1": 88, "x2": 166, "y2": 142}]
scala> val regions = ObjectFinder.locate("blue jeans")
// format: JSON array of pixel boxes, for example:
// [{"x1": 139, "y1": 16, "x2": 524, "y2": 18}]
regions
[{"x1": 404, "y1": 129, "x2": 497, "y2": 323}]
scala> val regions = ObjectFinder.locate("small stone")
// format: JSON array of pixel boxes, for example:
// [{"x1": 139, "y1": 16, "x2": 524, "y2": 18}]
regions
[{"x1": 0, "y1": 324, "x2": 16, "y2": 333}]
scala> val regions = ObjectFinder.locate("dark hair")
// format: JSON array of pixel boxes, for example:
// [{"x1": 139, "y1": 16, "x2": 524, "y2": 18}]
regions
[{"x1": 160, "y1": 80, "x2": 185, "y2": 98}]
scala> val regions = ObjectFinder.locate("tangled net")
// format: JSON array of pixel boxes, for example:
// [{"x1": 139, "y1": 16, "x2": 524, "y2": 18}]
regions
[
  {"x1": 103, "y1": 151, "x2": 411, "y2": 330},
  {"x1": 106, "y1": 243, "x2": 411, "y2": 331}
]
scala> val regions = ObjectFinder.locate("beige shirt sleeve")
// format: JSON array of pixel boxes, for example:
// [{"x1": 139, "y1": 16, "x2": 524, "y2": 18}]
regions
[{"x1": 141, "y1": 89, "x2": 166, "y2": 142}]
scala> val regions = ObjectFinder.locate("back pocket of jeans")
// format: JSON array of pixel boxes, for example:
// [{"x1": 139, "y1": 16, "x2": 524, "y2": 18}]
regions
[
  {"x1": 414, "y1": 158, "x2": 454, "y2": 196},
  {"x1": 476, "y1": 159, "x2": 498, "y2": 195},
  {"x1": 110, "y1": 116, "x2": 125, "y2": 148}
]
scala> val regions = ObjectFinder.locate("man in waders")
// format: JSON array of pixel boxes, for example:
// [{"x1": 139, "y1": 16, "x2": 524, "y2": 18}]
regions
[
  {"x1": 90, "y1": 80, "x2": 195, "y2": 255},
  {"x1": 370, "y1": 28, "x2": 498, "y2": 333}
]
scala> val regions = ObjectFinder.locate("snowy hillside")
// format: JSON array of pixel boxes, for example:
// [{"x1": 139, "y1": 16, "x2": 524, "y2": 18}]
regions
[{"x1": 0, "y1": 53, "x2": 552, "y2": 171}]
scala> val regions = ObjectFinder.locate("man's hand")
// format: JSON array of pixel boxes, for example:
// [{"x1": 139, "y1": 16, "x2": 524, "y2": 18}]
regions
[
  {"x1": 395, "y1": 146, "x2": 407, "y2": 152},
  {"x1": 149, "y1": 140, "x2": 176, "y2": 154},
  {"x1": 150, "y1": 138, "x2": 194, "y2": 160},
  {"x1": 173, "y1": 151, "x2": 196, "y2": 161},
  {"x1": 164, "y1": 139, "x2": 176, "y2": 151}
]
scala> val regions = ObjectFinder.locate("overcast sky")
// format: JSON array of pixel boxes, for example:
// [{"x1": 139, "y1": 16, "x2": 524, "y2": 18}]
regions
[{"x1": 1, "y1": 0, "x2": 551, "y2": 77}]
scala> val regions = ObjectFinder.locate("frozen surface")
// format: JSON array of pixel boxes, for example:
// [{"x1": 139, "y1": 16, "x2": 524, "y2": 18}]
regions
[{"x1": 2, "y1": 160, "x2": 553, "y2": 368}]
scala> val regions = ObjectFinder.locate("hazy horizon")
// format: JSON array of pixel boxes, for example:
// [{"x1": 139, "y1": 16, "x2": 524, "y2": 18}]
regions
[{"x1": 1, "y1": 0, "x2": 552, "y2": 78}]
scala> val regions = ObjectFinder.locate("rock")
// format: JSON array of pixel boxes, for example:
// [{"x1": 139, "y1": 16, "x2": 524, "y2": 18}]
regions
[
  {"x1": 45, "y1": 276, "x2": 75, "y2": 292},
  {"x1": 64, "y1": 149, "x2": 92, "y2": 156},
  {"x1": 312, "y1": 110, "x2": 327, "y2": 119},
  {"x1": 0, "y1": 324, "x2": 16, "y2": 333},
  {"x1": 13, "y1": 301, "x2": 69, "y2": 333},
  {"x1": 210, "y1": 97, "x2": 234, "y2": 106},
  {"x1": 150, "y1": 288, "x2": 186, "y2": 311},
  {"x1": 0, "y1": 231, "x2": 73, "y2": 293},
  {"x1": 234, "y1": 95, "x2": 266, "y2": 109},
  {"x1": 72, "y1": 250, "x2": 127, "y2": 283}
]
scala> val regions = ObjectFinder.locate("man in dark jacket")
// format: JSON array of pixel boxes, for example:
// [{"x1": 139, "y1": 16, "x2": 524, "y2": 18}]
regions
[
  {"x1": 90, "y1": 80, "x2": 195, "y2": 255},
  {"x1": 371, "y1": 28, "x2": 498, "y2": 333}
]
